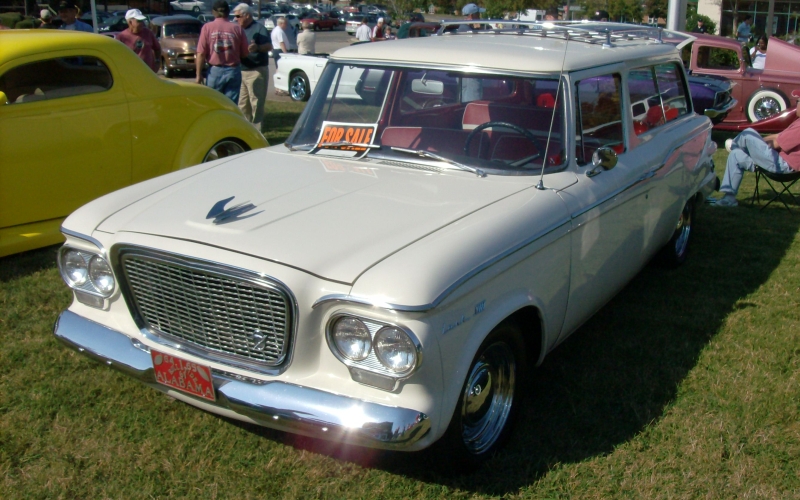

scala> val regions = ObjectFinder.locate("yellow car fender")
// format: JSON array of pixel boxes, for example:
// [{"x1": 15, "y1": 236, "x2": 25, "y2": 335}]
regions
[{"x1": 173, "y1": 109, "x2": 269, "y2": 170}]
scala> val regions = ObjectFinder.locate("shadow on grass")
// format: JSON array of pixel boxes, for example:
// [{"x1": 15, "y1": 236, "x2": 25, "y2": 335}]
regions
[
  {"x1": 0, "y1": 244, "x2": 61, "y2": 283},
  {"x1": 228, "y1": 201, "x2": 800, "y2": 494}
]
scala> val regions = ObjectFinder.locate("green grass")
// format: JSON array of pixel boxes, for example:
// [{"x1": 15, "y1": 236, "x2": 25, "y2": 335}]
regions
[
  {"x1": 262, "y1": 101, "x2": 307, "y2": 145},
  {"x1": 2, "y1": 138, "x2": 800, "y2": 498}
]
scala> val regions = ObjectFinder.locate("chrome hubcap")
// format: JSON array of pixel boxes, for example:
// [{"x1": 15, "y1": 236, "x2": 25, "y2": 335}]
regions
[
  {"x1": 461, "y1": 341, "x2": 515, "y2": 455},
  {"x1": 290, "y1": 76, "x2": 307, "y2": 100},
  {"x1": 203, "y1": 140, "x2": 245, "y2": 162},
  {"x1": 674, "y1": 203, "x2": 692, "y2": 257},
  {"x1": 754, "y1": 97, "x2": 781, "y2": 121}
]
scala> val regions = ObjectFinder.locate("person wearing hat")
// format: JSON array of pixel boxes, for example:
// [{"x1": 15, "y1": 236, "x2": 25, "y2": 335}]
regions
[
  {"x1": 58, "y1": 1, "x2": 92, "y2": 32},
  {"x1": 458, "y1": 3, "x2": 485, "y2": 32},
  {"x1": 371, "y1": 17, "x2": 386, "y2": 41},
  {"x1": 39, "y1": 9, "x2": 57, "y2": 29},
  {"x1": 233, "y1": 3, "x2": 271, "y2": 132},
  {"x1": 117, "y1": 9, "x2": 161, "y2": 73},
  {"x1": 692, "y1": 18, "x2": 708, "y2": 34},
  {"x1": 196, "y1": 0, "x2": 249, "y2": 103}
]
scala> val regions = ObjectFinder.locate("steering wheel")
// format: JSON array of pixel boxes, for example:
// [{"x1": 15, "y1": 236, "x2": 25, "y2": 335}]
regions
[{"x1": 463, "y1": 121, "x2": 542, "y2": 162}]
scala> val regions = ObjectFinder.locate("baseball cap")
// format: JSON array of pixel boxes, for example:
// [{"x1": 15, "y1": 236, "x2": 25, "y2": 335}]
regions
[
  {"x1": 462, "y1": 3, "x2": 485, "y2": 15},
  {"x1": 125, "y1": 8, "x2": 147, "y2": 21},
  {"x1": 41, "y1": 9, "x2": 52, "y2": 19},
  {"x1": 377, "y1": 17, "x2": 384, "y2": 23},
  {"x1": 58, "y1": 1, "x2": 77, "y2": 10},
  {"x1": 213, "y1": 1, "x2": 230, "y2": 14}
]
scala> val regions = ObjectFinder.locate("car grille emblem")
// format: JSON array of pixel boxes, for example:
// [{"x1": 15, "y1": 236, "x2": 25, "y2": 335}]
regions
[{"x1": 206, "y1": 196, "x2": 262, "y2": 225}]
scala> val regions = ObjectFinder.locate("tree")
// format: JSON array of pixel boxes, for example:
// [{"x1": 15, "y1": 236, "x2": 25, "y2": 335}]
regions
[
  {"x1": 686, "y1": 11, "x2": 717, "y2": 35},
  {"x1": 644, "y1": 0, "x2": 667, "y2": 23}
]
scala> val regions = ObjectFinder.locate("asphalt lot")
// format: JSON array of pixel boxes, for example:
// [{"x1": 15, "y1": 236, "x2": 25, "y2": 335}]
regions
[{"x1": 161, "y1": 28, "x2": 354, "y2": 102}]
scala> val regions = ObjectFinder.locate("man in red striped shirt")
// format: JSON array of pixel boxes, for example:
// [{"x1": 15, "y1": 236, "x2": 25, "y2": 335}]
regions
[{"x1": 195, "y1": 1, "x2": 249, "y2": 103}]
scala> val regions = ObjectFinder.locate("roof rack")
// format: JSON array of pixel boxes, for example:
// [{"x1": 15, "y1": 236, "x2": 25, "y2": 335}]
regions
[{"x1": 436, "y1": 20, "x2": 665, "y2": 48}]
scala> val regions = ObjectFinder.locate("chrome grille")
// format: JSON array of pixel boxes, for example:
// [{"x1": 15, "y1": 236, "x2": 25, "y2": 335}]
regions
[
  {"x1": 119, "y1": 249, "x2": 293, "y2": 368},
  {"x1": 714, "y1": 89, "x2": 732, "y2": 108}
]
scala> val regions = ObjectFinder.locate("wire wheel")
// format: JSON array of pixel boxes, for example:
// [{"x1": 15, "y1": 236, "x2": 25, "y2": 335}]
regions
[
  {"x1": 460, "y1": 340, "x2": 517, "y2": 455},
  {"x1": 203, "y1": 140, "x2": 246, "y2": 162}
]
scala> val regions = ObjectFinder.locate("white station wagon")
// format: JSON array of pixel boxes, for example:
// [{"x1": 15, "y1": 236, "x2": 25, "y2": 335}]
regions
[{"x1": 55, "y1": 22, "x2": 717, "y2": 467}]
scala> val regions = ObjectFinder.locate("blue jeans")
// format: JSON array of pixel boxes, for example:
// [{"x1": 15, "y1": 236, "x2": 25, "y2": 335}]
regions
[
  {"x1": 207, "y1": 65, "x2": 242, "y2": 103},
  {"x1": 721, "y1": 128, "x2": 794, "y2": 195}
]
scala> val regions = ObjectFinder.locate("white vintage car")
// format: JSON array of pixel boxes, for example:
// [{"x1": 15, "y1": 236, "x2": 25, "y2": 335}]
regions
[
  {"x1": 273, "y1": 52, "x2": 328, "y2": 101},
  {"x1": 54, "y1": 22, "x2": 718, "y2": 467}
]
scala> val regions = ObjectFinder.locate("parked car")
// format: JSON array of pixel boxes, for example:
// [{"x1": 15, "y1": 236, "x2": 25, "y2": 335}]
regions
[
  {"x1": 675, "y1": 32, "x2": 800, "y2": 127},
  {"x1": 264, "y1": 13, "x2": 300, "y2": 32},
  {"x1": 54, "y1": 22, "x2": 717, "y2": 466},
  {"x1": 303, "y1": 13, "x2": 338, "y2": 30},
  {"x1": 0, "y1": 30, "x2": 268, "y2": 257},
  {"x1": 97, "y1": 14, "x2": 133, "y2": 33},
  {"x1": 272, "y1": 52, "x2": 328, "y2": 100},
  {"x1": 170, "y1": 0, "x2": 206, "y2": 14},
  {"x1": 196, "y1": 13, "x2": 214, "y2": 23},
  {"x1": 345, "y1": 13, "x2": 376, "y2": 35},
  {"x1": 150, "y1": 15, "x2": 204, "y2": 78}
]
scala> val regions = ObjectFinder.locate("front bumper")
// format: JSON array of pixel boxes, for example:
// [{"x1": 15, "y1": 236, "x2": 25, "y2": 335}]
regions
[{"x1": 53, "y1": 310, "x2": 430, "y2": 450}]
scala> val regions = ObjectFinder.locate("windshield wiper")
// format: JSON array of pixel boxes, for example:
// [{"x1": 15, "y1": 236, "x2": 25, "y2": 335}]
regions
[
  {"x1": 390, "y1": 147, "x2": 487, "y2": 177},
  {"x1": 286, "y1": 141, "x2": 381, "y2": 152}
]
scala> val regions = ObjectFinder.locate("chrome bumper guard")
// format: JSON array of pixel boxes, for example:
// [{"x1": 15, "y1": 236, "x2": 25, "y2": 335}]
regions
[
  {"x1": 704, "y1": 98, "x2": 738, "y2": 119},
  {"x1": 54, "y1": 310, "x2": 430, "y2": 450}
]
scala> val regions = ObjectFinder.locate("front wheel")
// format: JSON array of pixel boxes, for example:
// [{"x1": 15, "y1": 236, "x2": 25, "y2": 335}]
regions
[
  {"x1": 289, "y1": 71, "x2": 310, "y2": 102},
  {"x1": 203, "y1": 139, "x2": 247, "y2": 162},
  {"x1": 747, "y1": 89, "x2": 787, "y2": 122},
  {"x1": 192, "y1": 6, "x2": 200, "y2": 13},
  {"x1": 437, "y1": 323, "x2": 526, "y2": 469},
  {"x1": 656, "y1": 199, "x2": 694, "y2": 268},
  {"x1": 161, "y1": 58, "x2": 173, "y2": 78}
]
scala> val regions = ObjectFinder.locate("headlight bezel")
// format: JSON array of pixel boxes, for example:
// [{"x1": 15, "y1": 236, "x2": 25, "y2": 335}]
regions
[
  {"x1": 58, "y1": 245, "x2": 116, "y2": 299},
  {"x1": 325, "y1": 313, "x2": 422, "y2": 385}
]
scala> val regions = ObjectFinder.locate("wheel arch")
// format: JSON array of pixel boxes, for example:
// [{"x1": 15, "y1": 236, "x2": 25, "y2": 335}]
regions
[{"x1": 172, "y1": 109, "x2": 268, "y2": 170}]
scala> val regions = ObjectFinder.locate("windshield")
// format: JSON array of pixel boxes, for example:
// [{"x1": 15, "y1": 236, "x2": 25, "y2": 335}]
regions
[
  {"x1": 164, "y1": 23, "x2": 201, "y2": 37},
  {"x1": 287, "y1": 63, "x2": 566, "y2": 175}
]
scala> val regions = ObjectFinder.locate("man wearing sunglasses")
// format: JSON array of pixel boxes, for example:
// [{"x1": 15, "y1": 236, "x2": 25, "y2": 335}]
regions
[{"x1": 233, "y1": 3, "x2": 271, "y2": 132}]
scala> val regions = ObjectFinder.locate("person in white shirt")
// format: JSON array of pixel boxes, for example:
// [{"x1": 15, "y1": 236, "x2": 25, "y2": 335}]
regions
[
  {"x1": 355, "y1": 17, "x2": 371, "y2": 42},
  {"x1": 750, "y1": 36, "x2": 767, "y2": 70},
  {"x1": 271, "y1": 17, "x2": 289, "y2": 69}
]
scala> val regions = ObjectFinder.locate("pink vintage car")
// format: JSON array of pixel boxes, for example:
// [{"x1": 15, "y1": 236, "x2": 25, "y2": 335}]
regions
[{"x1": 678, "y1": 33, "x2": 800, "y2": 131}]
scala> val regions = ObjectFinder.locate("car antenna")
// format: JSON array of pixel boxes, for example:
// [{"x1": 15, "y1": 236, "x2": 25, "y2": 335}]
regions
[{"x1": 536, "y1": 26, "x2": 570, "y2": 191}]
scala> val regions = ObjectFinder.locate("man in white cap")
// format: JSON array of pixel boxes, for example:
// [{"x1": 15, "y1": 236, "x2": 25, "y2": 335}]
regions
[
  {"x1": 371, "y1": 17, "x2": 385, "y2": 41},
  {"x1": 117, "y1": 9, "x2": 161, "y2": 73},
  {"x1": 233, "y1": 3, "x2": 270, "y2": 132},
  {"x1": 39, "y1": 9, "x2": 56, "y2": 29},
  {"x1": 459, "y1": 3, "x2": 486, "y2": 32}
]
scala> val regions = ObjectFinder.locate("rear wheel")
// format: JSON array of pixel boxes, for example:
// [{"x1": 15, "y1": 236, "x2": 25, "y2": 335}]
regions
[
  {"x1": 437, "y1": 323, "x2": 526, "y2": 470},
  {"x1": 657, "y1": 199, "x2": 694, "y2": 267},
  {"x1": 289, "y1": 71, "x2": 310, "y2": 101},
  {"x1": 203, "y1": 139, "x2": 247, "y2": 162},
  {"x1": 161, "y1": 58, "x2": 174, "y2": 78}
]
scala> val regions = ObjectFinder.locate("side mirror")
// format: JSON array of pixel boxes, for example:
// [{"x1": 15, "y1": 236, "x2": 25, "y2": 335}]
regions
[{"x1": 592, "y1": 146, "x2": 618, "y2": 170}]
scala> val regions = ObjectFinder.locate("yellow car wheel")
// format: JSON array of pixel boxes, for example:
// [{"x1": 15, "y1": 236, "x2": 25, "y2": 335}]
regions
[{"x1": 203, "y1": 139, "x2": 247, "y2": 162}]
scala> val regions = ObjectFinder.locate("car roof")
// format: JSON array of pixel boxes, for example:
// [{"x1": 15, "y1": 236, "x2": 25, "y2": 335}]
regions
[
  {"x1": 330, "y1": 25, "x2": 679, "y2": 73},
  {"x1": 0, "y1": 30, "x2": 124, "y2": 62}
]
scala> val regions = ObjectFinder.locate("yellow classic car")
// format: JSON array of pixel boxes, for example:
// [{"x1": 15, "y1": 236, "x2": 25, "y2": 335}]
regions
[{"x1": 0, "y1": 30, "x2": 268, "y2": 257}]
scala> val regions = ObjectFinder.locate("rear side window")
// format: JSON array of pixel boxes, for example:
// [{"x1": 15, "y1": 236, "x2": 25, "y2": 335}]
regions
[
  {"x1": 0, "y1": 56, "x2": 112, "y2": 105},
  {"x1": 575, "y1": 73, "x2": 624, "y2": 165},
  {"x1": 630, "y1": 63, "x2": 689, "y2": 135}
]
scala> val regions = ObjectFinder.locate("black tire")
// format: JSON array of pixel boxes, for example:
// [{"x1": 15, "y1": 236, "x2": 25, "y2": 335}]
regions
[
  {"x1": 656, "y1": 199, "x2": 694, "y2": 268},
  {"x1": 746, "y1": 89, "x2": 787, "y2": 122},
  {"x1": 203, "y1": 139, "x2": 247, "y2": 162},
  {"x1": 192, "y1": 6, "x2": 200, "y2": 13},
  {"x1": 435, "y1": 323, "x2": 526, "y2": 471},
  {"x1": 161, "y1": 58, "x2": 173, "y2": 78},
  {"x1": 313, "y1": 23, "x2": 318, "y2": 31},
  {"x1": 289, "y1": 71, "x2": 310, "y2": 102}
]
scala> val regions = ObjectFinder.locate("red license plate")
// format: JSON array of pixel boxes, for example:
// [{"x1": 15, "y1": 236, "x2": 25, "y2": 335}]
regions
[{"x1": 151, "y1": 349, "x2": 216, "y2": 401}]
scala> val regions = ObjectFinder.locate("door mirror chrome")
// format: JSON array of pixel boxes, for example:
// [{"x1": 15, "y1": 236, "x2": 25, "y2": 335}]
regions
[{"x1": 592, "y1": 147, "x2": 618, "y2": 170}]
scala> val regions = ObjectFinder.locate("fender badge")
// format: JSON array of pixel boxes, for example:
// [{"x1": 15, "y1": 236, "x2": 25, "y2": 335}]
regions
[{"x1": 206, "y1": 196, "x2": 263, "y2": 225}]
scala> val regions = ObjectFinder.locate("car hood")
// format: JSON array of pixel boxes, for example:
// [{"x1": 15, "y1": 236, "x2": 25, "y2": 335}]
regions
[
  {"x1": 687, "y1": 73, "x2": 732, "y2": 92},
  {"x1": 160, "y1": 36, "x2": 199, "y2": 51},
  {"x1": 96, "y1": 148, "x2": 535, "y2": 284}
]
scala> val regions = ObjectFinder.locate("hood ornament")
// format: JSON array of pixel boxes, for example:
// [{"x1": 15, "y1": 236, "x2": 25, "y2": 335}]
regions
[{"x1": 206, "y1": 196, "x2": 262, "y2": 225}]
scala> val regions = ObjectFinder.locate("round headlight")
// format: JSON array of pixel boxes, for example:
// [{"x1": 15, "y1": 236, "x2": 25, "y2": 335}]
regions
[
  {"x1": 88, "y1": 255, "x2": 115, "y2": 295},
  {"x1": 62, "y1": 249, "x2": 88, "y2": 286},
  {"x1": 332, "y1": 317, "x2": 372, "y2": 361},
  {"x1": 374, "y1": 327, "x2": 417, "y2": 373}
]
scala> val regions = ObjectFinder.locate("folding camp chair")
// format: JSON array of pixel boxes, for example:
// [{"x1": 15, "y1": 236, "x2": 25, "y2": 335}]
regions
[{"x1": 749, "y1": 166, "x2": 800, "y2": 212}]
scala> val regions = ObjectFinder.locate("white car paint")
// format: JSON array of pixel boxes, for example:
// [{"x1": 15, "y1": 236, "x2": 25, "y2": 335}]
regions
[
  {"x1": 272, "y1": 52, "x2": 327, "y2": 100},
  {"x1": 55, "y1": 22, "x2": 718, "y2": 460}
]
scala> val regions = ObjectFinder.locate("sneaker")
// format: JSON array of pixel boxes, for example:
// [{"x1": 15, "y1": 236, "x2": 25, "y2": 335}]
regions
[
  {"x1": 713, "y1": 195, "x2": 739, "y2": 207},
  {"x1": 725, "y1": 138, "x2": 733, "y2": 152}
]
